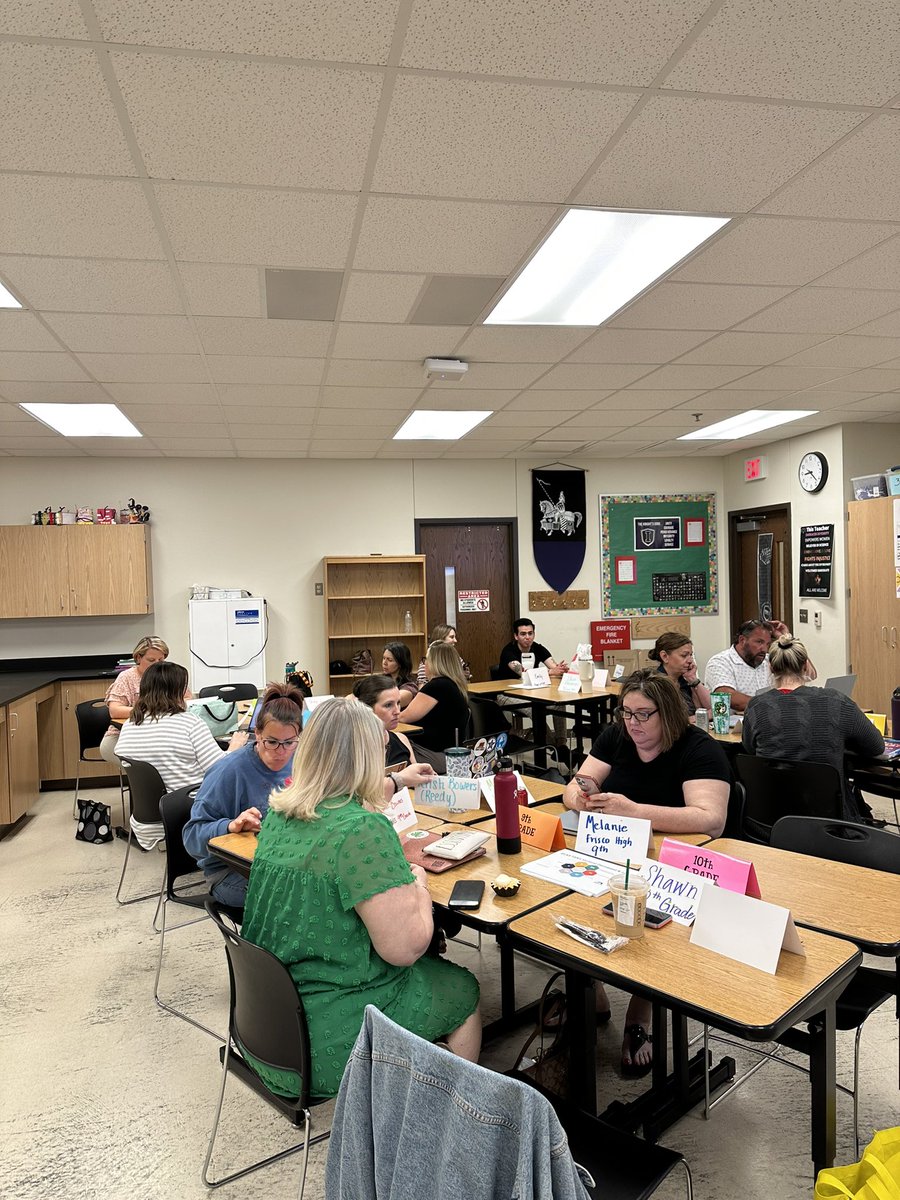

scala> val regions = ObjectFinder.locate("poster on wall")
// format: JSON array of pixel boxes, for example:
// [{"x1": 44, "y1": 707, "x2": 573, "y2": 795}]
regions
[
  {"x1": 799, "y1": 524, "x2": 834, "y2": 598},
  {"x1": 757, "y1": 532, "x2": 773, "y2": 621},
  {"x1": 531, "y1": 469, "x2": 586, "y2": 594}
]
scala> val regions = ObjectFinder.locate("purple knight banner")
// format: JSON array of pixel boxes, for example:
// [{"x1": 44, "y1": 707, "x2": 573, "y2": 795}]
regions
[{"x1": 531, "y1": 469, "x2": 586, "y2": 593}]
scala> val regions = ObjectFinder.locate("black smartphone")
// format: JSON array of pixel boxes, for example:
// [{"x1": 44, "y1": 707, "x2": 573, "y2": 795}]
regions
[
  {"x1": 448, "y1": 879, "x2": 485, "y2": 910},
  {"x1": 602, "y1": 902, "x2": 672, "y2": 930}
]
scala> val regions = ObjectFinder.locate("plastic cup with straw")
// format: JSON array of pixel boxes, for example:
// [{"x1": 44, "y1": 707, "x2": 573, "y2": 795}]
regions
[{"x1": 609, "y1": 856, "x2": 648, "y2": 939}]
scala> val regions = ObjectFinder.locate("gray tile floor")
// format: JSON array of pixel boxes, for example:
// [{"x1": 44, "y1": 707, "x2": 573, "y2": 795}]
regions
[{"x1": 1, "y1": 786, "x2": 897, "y2": 1200}]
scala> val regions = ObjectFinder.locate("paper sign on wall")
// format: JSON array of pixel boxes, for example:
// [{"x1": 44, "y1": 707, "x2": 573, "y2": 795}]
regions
[
  {"x1": 690, "y1": 885, "x2": 806, "y2": 975},
  {"x1": 558, "y1": 671, "x2": 582, "y2": 694},
  {"x1": 414, "y1": 776, "x2": 482, "y2": 811},
  {"x1": 383, "y1": 787, "x2": 417, "y2": 833},
  {"x1": 518, "y1": 806, "x2": 566, "y2": 852},
  {"x1": 643, "y1": 859, "x2": 709, "y2": 925},
  {"x1": 480, "y1": 771, "x2": 533, "y2": 812},
  {"x1": 658, "y1": 839, "x2": 761, "y2": 898},
  {"x1": 574, "y1": 812, "x2": 652, "y2": 864}
]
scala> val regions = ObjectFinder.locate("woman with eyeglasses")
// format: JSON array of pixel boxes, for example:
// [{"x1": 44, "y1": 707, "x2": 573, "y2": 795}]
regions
[
  {"x1": 563, "y1": 669, "x2": 730, "y2": 1077},
  {"x1": 182, "y1": 682, "x2": 306, "y2": 908}
]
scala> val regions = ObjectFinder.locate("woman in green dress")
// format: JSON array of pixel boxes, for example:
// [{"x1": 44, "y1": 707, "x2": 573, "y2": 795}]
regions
[{"x1": 241, "y1": 697, "x2": 481, "y2": 1098}]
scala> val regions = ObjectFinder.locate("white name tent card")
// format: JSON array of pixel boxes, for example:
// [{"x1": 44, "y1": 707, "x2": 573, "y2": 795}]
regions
[
  {"x1": 521, "y1": 665, "x2": 551, "y2": 689},
  {"x1": 383, "y1": 787, "x2": 417, "y2": 833},
  {"x1": 557, "y1": 671, "x2": 582, "y2": 694},
  {"x1": 414, "y1": 776, "x2": 482, "y2": 812},
  {"x1": 690, "y1": 885, "x2": 806, "y2": 975},
  {"x1": 592, "y1": 667, "x2": 609, "y2": 688},
  {"x1": 643, "y1": 859, "x2": 709, "y2": 926},
  {"x1": 612, "y1": 663, "x2": 625, "y2": 680},
  {"x1": 480, "y1": 771, "x2": 533, "y2": 812},
  {"x1": 574, "y1": 812, "x2": 652, "y2": 865},
  {"x1": 302, "y1": 694, "x2": 334, "y2": 725}
]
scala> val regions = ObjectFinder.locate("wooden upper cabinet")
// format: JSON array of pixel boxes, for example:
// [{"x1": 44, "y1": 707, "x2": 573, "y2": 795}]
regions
[{"x1": 0, "y1": 524, "x2": 152, "y2": 618}]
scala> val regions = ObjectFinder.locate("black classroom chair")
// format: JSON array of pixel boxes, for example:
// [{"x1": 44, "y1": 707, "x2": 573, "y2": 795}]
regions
[
  {"x1": 735, "y1": 754, "x2": 843, "y2": 843},
  {"x1": 72, "y1": 698, "x2": 126, "y2": 825}
]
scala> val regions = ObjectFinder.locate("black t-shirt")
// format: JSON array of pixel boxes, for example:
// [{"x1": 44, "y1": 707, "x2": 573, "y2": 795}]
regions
[
  {"x1": 413, "y1": 676, "x2": 471, "y2": 752},
  {"x1": 498, "y1": 640, "x2": 554, "y2": 679},
  {"x1": 589, "y1": 723, "x2": 731, "y2": 808},
  {"x1": 385, "y1": 730, "x2": 409, "y2": 766}
]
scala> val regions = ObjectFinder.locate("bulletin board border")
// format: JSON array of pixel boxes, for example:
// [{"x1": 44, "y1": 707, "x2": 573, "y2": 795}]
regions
[{"x1": 601, "y1": 493, "x2": 718, "y2": 616}]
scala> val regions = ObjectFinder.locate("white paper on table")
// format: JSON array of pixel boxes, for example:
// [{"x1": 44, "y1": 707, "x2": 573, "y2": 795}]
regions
[
  {"x1": 690, "y1": 885, "x2": 806, "y2": 974},
  {"x1": 557, "y1": 671, "x2": 582, "y2": 694},
  {"x1": 592, "y1": 668, "x2": 609, "y2": 688},
  {"x1": 520, "y1": 849, "x2": 618, "y2": 897},
  {"x1": 480, "y1": 770, "x2": 532, "y2": 812},
  {"x1": 383, "y1": 786, "x2": 417, "y2": 833},
  {"x1": 613, "y1": 663, "x2": 625, "y2": 680},
  {"x1": 574, "y1": 812, "x2": 651, "y2": 864}
]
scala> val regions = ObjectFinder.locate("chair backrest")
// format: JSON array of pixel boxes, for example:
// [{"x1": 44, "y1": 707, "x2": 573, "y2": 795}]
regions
[
  {"x1": 205, "y1": 900, "x2": 312, "y2": 1107},
  {"x1": 198, "y1": 683, "x2": 259, "y2": 701},
  {"x1": 489, "y1": 665, "x2": 502, "y2": 681},
  {"x1": 771, "y1": 816, "x2": 900, "y2": 875},
  {"x1": 74, "y1": 699, "x2": 111, "y2": 759},
  {"x1": 120, "y1": 757, "x2": 167, "y2": 824},
  {"x1": 722, "y1": 779, "x2": 746, "y2": 840},
  {"x1": 735, "y1": 754, "x2": 843, "y2": 841},
  {"x1": 159, "y1": 786, "x2": 205, "y2": 895},
  {"x1": 468, "y1": 696, "x2": 511, "y2": 740}
]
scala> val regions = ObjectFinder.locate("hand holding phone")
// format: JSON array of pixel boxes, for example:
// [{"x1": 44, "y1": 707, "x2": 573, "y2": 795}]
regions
[
  {"x1": 575, "y1": 773, "x2": 600, "y2": 796},
  {"x1": 448, "y1": 879, "x2": 485, "y2": 909}
]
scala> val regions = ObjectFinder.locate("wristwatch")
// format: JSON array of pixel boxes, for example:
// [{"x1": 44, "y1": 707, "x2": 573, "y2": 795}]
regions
[{"x1": 686, "y1": 678, "x2": 702, "y2": 688}]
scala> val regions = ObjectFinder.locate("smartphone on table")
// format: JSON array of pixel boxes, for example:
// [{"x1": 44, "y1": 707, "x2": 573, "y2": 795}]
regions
[
  {"x1": 448, "y1": 879, "x2": 485, "y2": 910},
  {"x1": 602, "y1": 902, "x2": 672, "y2": 930}
]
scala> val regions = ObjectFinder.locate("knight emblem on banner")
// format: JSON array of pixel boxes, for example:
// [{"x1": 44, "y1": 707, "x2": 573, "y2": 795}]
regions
[{"x1": 531, "y1": 469, "x2": 587, "y2": 593}]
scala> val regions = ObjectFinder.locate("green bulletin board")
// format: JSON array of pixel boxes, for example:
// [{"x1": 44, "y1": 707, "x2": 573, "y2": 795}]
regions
[{"x1": 600, "y1": 493, "x2": 718, "y2": 616}]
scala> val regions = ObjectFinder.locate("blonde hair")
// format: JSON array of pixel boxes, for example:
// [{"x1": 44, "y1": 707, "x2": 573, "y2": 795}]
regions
[
  {"x1": 133, "y1": 635, "x2": 169, "y2": 663},
  {"x1": 426, "y1": 640, "x2": 468, "y2": 698},
  {"x1": 768, "y1": 634, "x2": 809, "y2": 681},
  {"x1": 269, "y1": 697, "x2": 385, "y2": 821}
]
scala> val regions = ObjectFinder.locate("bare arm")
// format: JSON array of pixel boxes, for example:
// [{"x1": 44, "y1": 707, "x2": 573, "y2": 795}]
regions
[
  {"x1": 683, "y1": 678, "x2": 712, "y2": 712},
  {"x1": 563, "y1": 753, "x2": 612, "y2": 810},
  {"x1": 594, "y1": 779, "x2": 728, "y2": 837},
  {"x1": 401, "y1": 689, "x2": 438, "y2": 724},
  {"x1": 383, "y1": 761, "x2": 434, "y2": 803},
  {"x1": 356, "y1": 869, "x2": 433, "y2": 966},
  {"x1": 543, "y1": 656, "x2": 568, "y2": 679},
  {"x1": 108, "y1": 699, "x2": 133, "y2": 722}
]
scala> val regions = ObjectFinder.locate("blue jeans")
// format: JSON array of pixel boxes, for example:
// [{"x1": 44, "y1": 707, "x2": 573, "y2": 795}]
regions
[{"x1": 208, "y1": 869, "x2": 247, "y2": 910}]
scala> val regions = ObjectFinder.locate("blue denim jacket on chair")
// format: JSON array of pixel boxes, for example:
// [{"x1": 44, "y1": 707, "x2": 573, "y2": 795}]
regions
[{"x1": 324, "y1": 1006, "x2": 590, "y2": 1200}]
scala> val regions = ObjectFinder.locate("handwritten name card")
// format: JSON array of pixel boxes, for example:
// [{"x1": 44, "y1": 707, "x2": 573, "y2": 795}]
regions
[
  {"x1": 383, "y1": 786, "x2": 417, "y2": 833},
  {"x1": 557, "y1": 671, "x2": 582, "y2": 694},
  {"x1": 643, "y1": 859, "x2": 708, "y2": 925},
  {"x1": 414, "y1": 776, "x2": 482, "y2": 811},
  {"x1": 522, "y1": 666, "x2": 551, "y2": 689},
  {"x1": 658, "y1": 840, "x2": 761, "y2": 898},
  {"x1": 574, "y1": 812, "x2": 651, "y2": 864}
]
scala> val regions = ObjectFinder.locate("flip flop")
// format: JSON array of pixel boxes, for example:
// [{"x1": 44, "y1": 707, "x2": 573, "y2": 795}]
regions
[{"x1": 621, "y1": 1023, "x2": 653, "y2": 1077}]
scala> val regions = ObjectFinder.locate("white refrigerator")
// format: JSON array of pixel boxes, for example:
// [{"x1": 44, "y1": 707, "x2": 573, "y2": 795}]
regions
[{"x1": 188, "y1": 597, "x2": 268, "y2": 693}]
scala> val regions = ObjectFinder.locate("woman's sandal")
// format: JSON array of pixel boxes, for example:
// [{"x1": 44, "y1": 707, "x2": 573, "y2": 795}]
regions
[{"x1": 621, "y1": 1023, "x2": 653, "y2": 1077}]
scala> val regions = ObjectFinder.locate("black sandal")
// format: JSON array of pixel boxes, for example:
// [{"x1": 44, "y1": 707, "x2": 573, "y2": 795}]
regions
[{"x1": 621, "y1": 1023, "x2": 653, "y2": 1077}]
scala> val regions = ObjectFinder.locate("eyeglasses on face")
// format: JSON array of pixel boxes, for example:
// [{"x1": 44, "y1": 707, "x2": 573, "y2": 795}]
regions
[
  {"x1": 619, "y1": 707, "x2": 658, "y2": 724},
  {"x1": 259, "y1": 736, "x2": 299, "y2": 750}
]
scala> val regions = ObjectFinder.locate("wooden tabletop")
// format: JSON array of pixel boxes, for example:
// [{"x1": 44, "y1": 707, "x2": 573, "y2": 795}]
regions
[
  {"x1": 411, "y1": 772, "x2": 565, "y2": 825},
  {"x1": 396, "y1": 721, "x2": 421, "y2": 734},
  {"x1": 509, "y1": 891, "x2": 861, "y2": 1039},
  {"x1": 467, "y1": 680, "x2": 515, "y2": 696},
  {"x1": 500, "y1": 682, "x2": 620, "y2": 706},
  {"x1": 478, "y1": 805, "x2": 712, "y2": 853},
  {"x1": 707, "y1": 838, "x2": 900, "y2": 954}
]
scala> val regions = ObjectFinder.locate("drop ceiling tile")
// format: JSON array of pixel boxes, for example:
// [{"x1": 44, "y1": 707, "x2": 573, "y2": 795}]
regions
[
  {"x1": 566, "y1": 329, "x2": 714, "y2": 364},
  {"x1": 224, "y1": 407, "x2": 316, "y2": 424},
  {"x1": 664, "y1": 0, "x2": 900, "y2": 104},
  {"x1": 674, "y1": 331, "x2": 826, "y2": 365},
  {"x1": 319, "y1": 386, "x2": 420, "y2": 409},
  {"x1": 761, "y1": 389, "x2": 875, "y2": 410},
  {"x1": 670, "y1": 217, "x2": 895, "y2": 287},
  {"x1": 588, "y1": 428, "x2": 660, "y2": 444},
  {"x1": 0, "y1": 256, "x2": 183, "y2": 315},
  {"x1": 536, "y1": 364, "x2": 652, "y2": 390},
  {"x1": 114, "y1": 54, "x2": 382, "y2": 191},
  {"x1": 0, "y1": 44, "x2": 134, "y2": 176},
  {"x1": 847, "y1": 310, "x2": 900, "y2": 338},
  {"x1": 0, "y1": 414, "x2": 57, "y2": 435},
  {"x1": 0, "y1": 176, "x2": 164, "y2": 259},
  {"x1": 94, "y1": 0, "x2": 401, "y2": 61},
  {"x1": 217, "y1": 385, "x2": 321, "y2": 408},
  {"x1": 458, "y1": 327, "x2": 590, "y2": 363},
  {"x1": 832, "y1": 368, "x2": 900, "y2": 391},
  {"x1": 487, "y1": 409, "x2": 581, "y2": 427},
  {"x1": 340, "y1": 273, "x2": 426, "y2": 323},
  {"x1": 0, "y1": 352, "x2": 88, "y2": 381},
  {"x1": 610, "y1": 283, "x2": 790, "y2": 331},
  {"x1": 332, "y1": 323, "x2": 462, "y2": 361},
  {"x1": 608, "y1": 389, "x2": 704, "y2": 407},
  {"x1": 429, "y1": 363, "x2": 550, "y2": 389},
  {"x1": 848, "y1": 393, "x2": 900, "y2": 410},
  {"x1": 401, "y1": 0, "x2": 711, "y2": 84},
  {"x1": 504, "y1": 390, "x2": 615, "y2": 411},
  {"x1": 77, "y1": 353, "x2": 209, "y2": 383},
  {"x1": 680, "y1": 388, "x2": 788, "y2": 409},
  {"x1": 374, "y1": 75, "x2": 636, "y2": 202},
  {"x1": 237, "y1": 447, "x2": 310, "y2": 458},
  {"x1": 325, "y1": 359, "x2": 427, "y2": 387},
  {"x1": 353, "y1": 196, "x2": 556, "y2": 275},
  {"x1": 416, "y1": 390, "x2": 521, "y2": 411},
  {"x1": 0, "y1": 313, "x2": 62, "y2": 352},
  {"x1": 133, "y1": 421, "x2": 225, "y2": 439},
  {"x1": 762, "y1": 116, "x2": 900, "y2": 221},
  {"x1": 233, "y1": 440, "x2": 311, "y2": 456},
  {"x1": 160, "y1": 448, "x2": 236, "y2": 457},
  {"x1": 104, "y1": 382, "x2": 219, "y2": 406},
  {"x1": 0, "y1": 380, "x2": 110, "y2": 404},
  {"x1": 720, "y1": 365, "x2": 853, "y2": 391},
  {"x1": 781, "y1": 337, "x2": 900, "y2": 370},
  {"x1": 155, "y1": 183, "x2": 358, "y2": 267},
  {"x1": 0, "y1": 437, "x2": 85, "y2": 453},
  {"x1": 208, "y1": 356, "x2": 326, "y2": 385},
  {"x1": 193, "y1": 317, "x2": 332, "y2": 358},
  {"x1": 815, "y1": 235, "x2": 900, "y2": 291},
  {"x1": 441, "y1": 445, "x2": 514, "y2": 459},
  {"x1": 631, "y1": 364, "x2": 752, "y2": 390},
  {"x1": 315, "y1": 407, "x2": 406, "y2": 427},
  {"x1": 738, "y1": 288, "x2": 900, "y2": 334},
  {"x1": 576, "y1": 96, "x2": 862, "y2": 212},
  {"x1": 554, "y1": 415, "x2": 626, "y2": 434},
  {"x1": 151, "y1": 437, "x2": 236, "y2": 451},
  {"x1": 309, "y1": 438, "x2": 387, "y2": 452},
  {"x1": 68, "y1": 442, "x2": 161, "y2": 456},
  {"x1": 671, "y1": 396, "x2": 746, "y2": 414},
  {"x1": 521, "y1": 439, "x2": 591, "y2": 453},
  {"x1": 44, "y1": 314, "x2": 200, "y2": 355},
  {"x1": 178, "y1": 264, "x2": 264, "y2": 318},
  {"x1": 1, "y1": 0, "x2": 89, "y2": 37},
  {"x1": 123, "y1": 403, "x2": 221, "y2": 424}
]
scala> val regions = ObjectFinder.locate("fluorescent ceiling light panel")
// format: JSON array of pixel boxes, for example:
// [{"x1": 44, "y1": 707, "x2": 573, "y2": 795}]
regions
[
  {"x1": 0, "y1": 280, "x2": 22, "y2": 308},
  {"x1": 393, "y1": 410, "x2": 491, "y2": 440},
  {"x1": 677, "y1": 409, "x2": 817, "y2": 441},
  {"x1": 485, "y1": 208, "x2": 730, "y2": 326},
  {"x1": 20, "y1": 403, "x2": 142, "y2": 437}
]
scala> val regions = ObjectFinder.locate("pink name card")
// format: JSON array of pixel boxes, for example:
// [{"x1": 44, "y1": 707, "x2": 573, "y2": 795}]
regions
[{"x1": 658, "y1": 839, "x2": 761, "y2": 898}]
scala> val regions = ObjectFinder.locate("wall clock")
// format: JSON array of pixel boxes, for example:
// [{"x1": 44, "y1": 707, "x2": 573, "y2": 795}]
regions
[{"x1": 798, "y1": 451, "x2": 828, "y2": 493}]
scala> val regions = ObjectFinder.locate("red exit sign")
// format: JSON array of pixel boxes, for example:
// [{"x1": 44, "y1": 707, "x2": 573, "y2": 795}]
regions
[
  {"x1": 744, "y1": 455, "x2": 768, "y2": 481},
  {"x1": 590, "y1": 620, "x2": 631, "y2": 661}
]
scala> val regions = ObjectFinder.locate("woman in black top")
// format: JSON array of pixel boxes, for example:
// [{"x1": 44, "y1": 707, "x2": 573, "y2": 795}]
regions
[
  {"x1": 352, "y1": 674, "x2": 435, "y2": 800},
  {"x1": 648, "y1": 631, "x2": 711, "y2": 717},
  {"x1": 563, "y1": 670, "x2": 731, "y2": 1078},
  {"x1": 382, "y1": 641, "x2": 419, "y2": 711},
  {"x1": 402, "y1": 642, "x2": 471, "y2": 755}
]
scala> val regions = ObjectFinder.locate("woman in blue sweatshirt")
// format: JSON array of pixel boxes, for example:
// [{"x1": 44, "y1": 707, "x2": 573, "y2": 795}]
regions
[{"x1": 182, "y1": 682, "x2": 306, "y2": 907}]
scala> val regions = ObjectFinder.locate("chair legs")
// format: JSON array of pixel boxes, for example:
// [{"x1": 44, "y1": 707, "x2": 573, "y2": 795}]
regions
[
  {"x1": 202, "y1": 1046, "x2": 330, "y2": 1195},
  {"x1": 115, "y1": 824, "x2": 167, "y2": 908},
  {"x1": 154, "y1": 895, "x2": 223, "y2": 1041}
]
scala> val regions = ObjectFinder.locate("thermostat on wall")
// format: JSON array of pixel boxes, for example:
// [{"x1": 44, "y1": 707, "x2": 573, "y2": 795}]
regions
[{"x1": 744, "y1": 456, "x2": 768, "y2": 482}]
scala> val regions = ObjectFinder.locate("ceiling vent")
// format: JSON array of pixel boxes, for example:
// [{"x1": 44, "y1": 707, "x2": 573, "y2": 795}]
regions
[{"x1": 424, "y1": 358, "x2": 469, "y2": 382}]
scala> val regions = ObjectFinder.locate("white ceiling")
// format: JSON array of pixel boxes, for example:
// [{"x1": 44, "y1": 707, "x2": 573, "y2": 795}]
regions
[{"x1": 0, "y1": 0, "x2": 898, "y2": 460}]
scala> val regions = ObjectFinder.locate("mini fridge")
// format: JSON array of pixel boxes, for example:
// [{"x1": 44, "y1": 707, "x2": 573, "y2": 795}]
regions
[{"x1": 188, "y1": 597, "x2": 267, "y2": 693}]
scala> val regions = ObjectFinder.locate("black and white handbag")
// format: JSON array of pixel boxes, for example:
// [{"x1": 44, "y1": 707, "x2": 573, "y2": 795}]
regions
[{"x1": 75, "y1": 798, "x2": 113, "y2": 844}]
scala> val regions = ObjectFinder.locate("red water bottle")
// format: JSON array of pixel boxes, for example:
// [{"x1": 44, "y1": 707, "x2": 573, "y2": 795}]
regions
[{"x1": 494, "y1": 756, "x2": 521, "y2": 855}]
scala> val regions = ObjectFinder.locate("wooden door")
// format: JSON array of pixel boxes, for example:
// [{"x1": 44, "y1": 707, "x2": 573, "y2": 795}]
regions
[
  {"x1": 67, "y1": 525, "x2": 152, "y2": 615},
  {"x1": 416, "y1": 521, "x2": 518, "y2": 682},
  {"x1": 728, "y1": 507, "x2": 792, "y2": 635},
  {"x1": 60, "y1": 680, "x2": 120, "y2": 782},
  {"x1": 7, "y1": 694, "x2": 38, "y2": 823},
  {"x1": 848, "y1": 498, "x2": 900, "y2": 713},
  {"x1": 0, "y1": 526, "x2": 71, "y2": 617}
]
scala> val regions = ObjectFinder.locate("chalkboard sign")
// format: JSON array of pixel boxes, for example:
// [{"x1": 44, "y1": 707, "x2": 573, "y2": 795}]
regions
[
  {"x1": 799, "y1": 524, "x2": 834, "y2": 598},
  {"x1": 601, "y1": 493, "x2": 717, "y2": 616}
]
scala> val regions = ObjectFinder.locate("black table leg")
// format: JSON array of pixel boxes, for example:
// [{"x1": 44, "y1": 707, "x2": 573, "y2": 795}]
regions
[
  {"x1": 809, "y1": 1002, "x2": 837, "y2": 1174},
  {"x1": 565, "y1": 970, "x2": 598, "y2": 1115}
]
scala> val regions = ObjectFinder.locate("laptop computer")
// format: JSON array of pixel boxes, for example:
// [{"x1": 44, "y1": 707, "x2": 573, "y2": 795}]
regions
[
  {"x1": 824, "y1": 675, "x2": 857, "y2": 697},
  {"x1": 461, "y1": 731, "x2": 509, "y2": 778}
]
